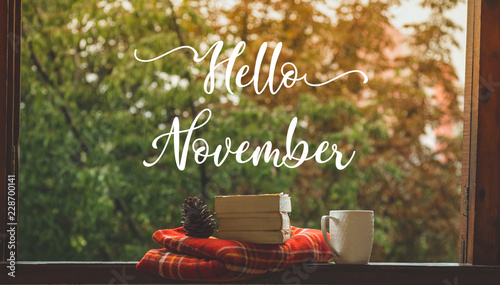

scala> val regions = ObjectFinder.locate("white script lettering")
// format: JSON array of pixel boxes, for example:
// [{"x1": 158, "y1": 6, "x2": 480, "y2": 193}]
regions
[
  {"x1": 134, "y1": 41, "x2": 368, "y2": 95},
  {"x1": 143, "y1": 108, "x2": 356, "y2": 171}
]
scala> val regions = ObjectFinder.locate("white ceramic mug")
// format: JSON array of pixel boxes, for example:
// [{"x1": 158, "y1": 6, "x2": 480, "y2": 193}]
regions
[{"x1": 321, "y1": 210, "x2": 374, "y2": 264}]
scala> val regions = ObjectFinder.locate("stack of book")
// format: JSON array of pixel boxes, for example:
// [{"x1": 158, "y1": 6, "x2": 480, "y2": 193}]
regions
[{"x1": 215, "y1": 193, "x2": 292, "y2": 244}]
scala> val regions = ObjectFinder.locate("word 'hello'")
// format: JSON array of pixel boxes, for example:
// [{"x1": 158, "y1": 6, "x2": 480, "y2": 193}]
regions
[
  {"x1": 134, "y1": 41, "x2": 368, "y2": 95},
  {"x1": 143, "y1": 109, "x2": 355, "y2": 170}
]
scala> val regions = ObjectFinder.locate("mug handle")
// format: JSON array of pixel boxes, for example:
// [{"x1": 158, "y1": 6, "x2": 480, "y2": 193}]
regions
[{"x1": 321, "y1": 215, "x2": 340, "y2": 258}]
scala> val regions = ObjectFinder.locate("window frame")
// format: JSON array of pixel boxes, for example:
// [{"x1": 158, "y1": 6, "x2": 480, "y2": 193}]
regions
[
  {"x1": 459, "y1": 0, "x2": 500, "y2": 266},
  {"x1": 2, "y1": 0, "x2": 500, "y2": 283}
]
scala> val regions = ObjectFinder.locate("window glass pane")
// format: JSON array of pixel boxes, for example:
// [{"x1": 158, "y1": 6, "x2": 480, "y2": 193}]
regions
[{"x1": 20, "y1": 0, "x2": 466, "y2": 261}]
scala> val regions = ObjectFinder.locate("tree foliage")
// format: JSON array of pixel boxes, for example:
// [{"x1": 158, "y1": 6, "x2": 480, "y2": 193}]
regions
[{"x1": 20, "y1": 0, "x2": 462, "y2": 261}]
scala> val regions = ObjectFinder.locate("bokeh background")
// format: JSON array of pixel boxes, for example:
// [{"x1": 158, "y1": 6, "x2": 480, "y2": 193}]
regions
[{"x1": 19, "y1": 0, "x2": 465, "y2": 261}]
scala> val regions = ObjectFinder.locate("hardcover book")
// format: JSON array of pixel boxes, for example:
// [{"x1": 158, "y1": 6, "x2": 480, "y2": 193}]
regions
[
  {"x1": 217, "y1": 230, "x2": 291, "y2": 244},
  {"x1": 215, "y1": 193, "x2": 291, "y2": 213},
  {"x1": 217, "y1": 212, "x2": 291, "y2": 231}
]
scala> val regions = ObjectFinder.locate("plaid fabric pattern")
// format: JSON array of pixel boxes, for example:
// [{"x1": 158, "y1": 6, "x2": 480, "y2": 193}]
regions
[{"x1": 136, "y1": 227, "x2": 333, "y2": 282}]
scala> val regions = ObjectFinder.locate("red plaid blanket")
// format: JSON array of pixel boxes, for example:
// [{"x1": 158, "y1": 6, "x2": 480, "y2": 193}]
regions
[{"x1": 136, "y1": 227, "x2": 333, "y2": 281}]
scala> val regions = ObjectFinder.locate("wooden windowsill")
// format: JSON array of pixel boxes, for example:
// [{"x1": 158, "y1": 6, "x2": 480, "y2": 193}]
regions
[{"x1": 2, "y1": 262, "x2": 500, "y2": 284}]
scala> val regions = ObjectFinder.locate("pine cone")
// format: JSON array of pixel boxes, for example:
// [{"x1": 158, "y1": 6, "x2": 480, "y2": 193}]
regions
[{"x1": 182, "y1": 197, "x2": 215, "y2": 238}]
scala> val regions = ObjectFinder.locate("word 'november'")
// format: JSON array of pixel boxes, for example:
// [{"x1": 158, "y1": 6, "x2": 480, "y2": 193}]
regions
[
  {"x1": 134, "y1": 41, "x2": 368, "y2": 95},
  {"x1": 143, "y1": 109, "x2": 355, "y2": 170}
]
